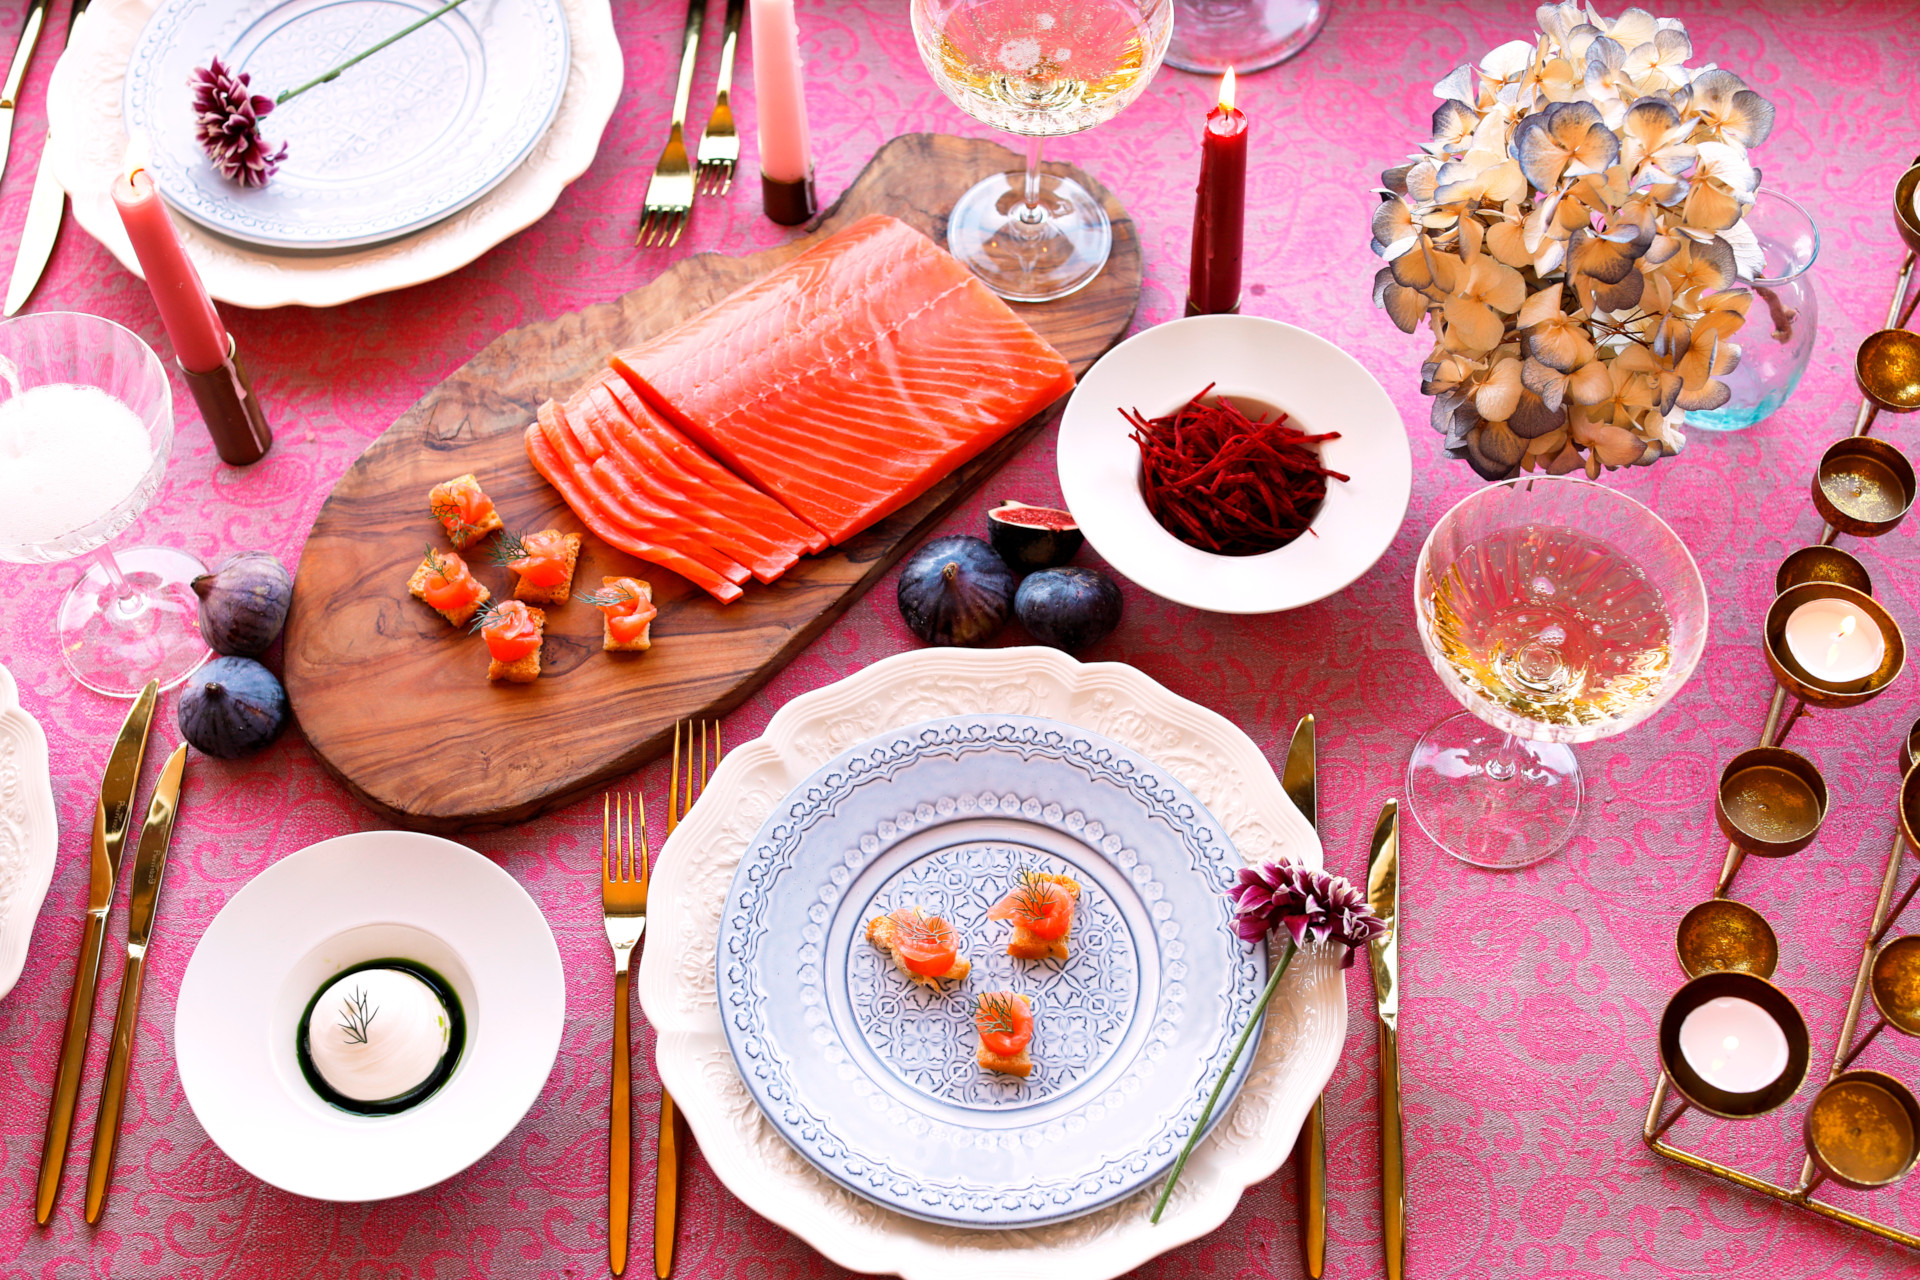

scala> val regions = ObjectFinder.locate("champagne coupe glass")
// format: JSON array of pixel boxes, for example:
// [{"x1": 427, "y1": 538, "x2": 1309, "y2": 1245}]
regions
[
  {"x1": 910, "y1": 0, "x2": 1173, "y2": 302},
  {"x1": 1409, "y1": 477, "x2": 1708, "y2": 869},
  {"x1": 0, "y1": 312, "x2": 209, "y2": 697}
]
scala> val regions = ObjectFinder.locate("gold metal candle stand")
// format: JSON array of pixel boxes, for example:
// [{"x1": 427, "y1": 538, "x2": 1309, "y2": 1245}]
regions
[{"x1": 1642, "y1": 159, "x2": 1920, "y2": 1249}]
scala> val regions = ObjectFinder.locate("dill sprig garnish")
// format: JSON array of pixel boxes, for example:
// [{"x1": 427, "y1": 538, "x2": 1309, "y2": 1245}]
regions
[
  {"x1": 974, "y1": 991, "x2": 1023, "y2": 1037},
  {"x1": 337, "y1": 986, "x2": 378, "y2": 1045},
  {"x1": 422, "y1": 544, "x2": 450, "y2": 578},
  {"x1": 889, "y1": 907, "x2": 953, "y2": 951},
  {"x1": 467, "y1": 599, "x2": 512, "y2": 635},
  {"x1": 1007, "y1": 868, "x2": 1060, "y2": 921},
  {"x1": 574, "y1": 584, "x2": 636, "y2": 608},
  {"x1": 488, "y1": 529, "x2": 531, "y2": 566},
  {"x1": 430, "y1": 497, "x2": 481, "y2": 543}
]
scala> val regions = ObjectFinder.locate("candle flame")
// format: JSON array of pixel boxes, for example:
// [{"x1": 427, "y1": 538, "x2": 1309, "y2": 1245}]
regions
[
  {"x1": 1219, "y1": 66, "x2": 1236, "y2": 112},
  {"x1": 1837, "y1": 613, "x2": 1857, "y2": 641},
  {"x1": 122, "y1": 133, "x2": 152, "y2": 185},
  {"x1": 1825, "y1": 612, "x2": 1858, "y2": 673}
]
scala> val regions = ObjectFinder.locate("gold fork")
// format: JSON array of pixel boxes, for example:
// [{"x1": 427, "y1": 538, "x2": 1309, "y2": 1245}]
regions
[
  {"x1": 604, "y1": 793, "x2": 649, "y2": 1276},
  {"x1": 655, "y1": 720, "x2": 719, "y2": 1278},
  {"x1": 694, "y1": 0, "x2": 743, "y2": 196},
  {"x1": 637, "y1": 0, "x2": 706, "y2": 248}
]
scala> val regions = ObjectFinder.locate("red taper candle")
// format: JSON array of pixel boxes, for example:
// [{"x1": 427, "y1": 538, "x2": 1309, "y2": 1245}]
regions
[
  {"x1": 1188, "y1": 67, "x2": 1247, "y2": 317},
  {"x1": 111, "y1": 138, "x2": 272, "y2": 465}
]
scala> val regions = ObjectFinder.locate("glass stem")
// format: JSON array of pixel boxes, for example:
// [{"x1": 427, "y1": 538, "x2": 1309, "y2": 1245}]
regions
[
  {"x1": 1485, "y1": 733, "x2": 1523, "y2": 783},
  {"x1": 1017, "y1": 135, "x2": 1047, "y2": 227},
  {"x1": 93, "y1": 546, "x2": 132, "y2": 600}
]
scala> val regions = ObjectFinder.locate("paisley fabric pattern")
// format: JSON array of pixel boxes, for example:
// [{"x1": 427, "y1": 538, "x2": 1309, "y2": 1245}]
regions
[{"x1": 1, "y1": 0, "x2": 1919, "y2": 1274}]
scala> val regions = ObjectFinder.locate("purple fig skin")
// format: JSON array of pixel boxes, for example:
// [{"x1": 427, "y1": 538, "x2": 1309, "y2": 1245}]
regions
[
  {"x1": 194, "y1": 550, "x2": 292, "y2": 656},
  {"x1": 178, "y1": 656, "x2": 289, "y2": 758},
  {"x1": 896, "y1": 535, "x2": 1016, "y2": 647},
  {"x1": 1014, "y1": 567, "x2": 1122, "y2": 653},
  {"x1": 987, "y1": 501, "x2": 1084, "y2": 571}
]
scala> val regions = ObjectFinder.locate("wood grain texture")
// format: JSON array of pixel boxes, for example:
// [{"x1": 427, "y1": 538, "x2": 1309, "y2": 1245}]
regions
[{"x1": 282, "y1": 134, "x2": 1142, "y2": 831}]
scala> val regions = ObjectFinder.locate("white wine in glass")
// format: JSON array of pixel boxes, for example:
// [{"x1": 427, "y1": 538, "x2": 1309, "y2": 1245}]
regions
[{"x1": 912, "y1": 0, "x2": 1171, "y2": 302}]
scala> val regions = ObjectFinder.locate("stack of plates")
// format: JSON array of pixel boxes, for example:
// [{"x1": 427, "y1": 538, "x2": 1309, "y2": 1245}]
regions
[{"x1": 46, "y1": 0, "x2": 623, "y2": 306}]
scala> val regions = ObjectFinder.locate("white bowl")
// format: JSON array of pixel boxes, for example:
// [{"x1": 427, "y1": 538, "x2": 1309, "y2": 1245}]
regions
[
  {"x1": 1057, "y1": 315, "x2": 1412, "y2": 614},
  {"x1": 175, "y1": 831, "x2": 564, "y2": 1201}
]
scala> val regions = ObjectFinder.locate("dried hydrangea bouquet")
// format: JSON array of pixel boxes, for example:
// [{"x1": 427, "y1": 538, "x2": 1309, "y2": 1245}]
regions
[{"x1": 1370, "y1": 3, "x2": 1776, "y2": 480}]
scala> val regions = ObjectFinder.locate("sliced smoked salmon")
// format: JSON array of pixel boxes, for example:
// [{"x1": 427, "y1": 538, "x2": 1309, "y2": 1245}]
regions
[{"x1": 611, "y1": 214, "x2": 1076, "y2": 545}]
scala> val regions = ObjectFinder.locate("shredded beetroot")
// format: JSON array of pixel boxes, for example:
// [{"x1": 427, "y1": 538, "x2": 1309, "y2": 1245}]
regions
[{"x1": 1123, "y1": 386, "x2": 1348, "y2": 557}]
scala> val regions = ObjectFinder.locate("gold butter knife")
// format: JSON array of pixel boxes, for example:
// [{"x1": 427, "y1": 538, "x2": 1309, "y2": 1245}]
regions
[
  {"x1": 85, "y1": 742, "x2": 186, "y2": 1224},
  {"x1": 35, "y1": 679, "x2": 158, "y2": 1225},
  {"x1": 1366, "y1": 799, "x2": 1405, "y2": 1280},
  {"x1": 1280, "y1": 715, "x2": 1326, "y2": 1279}
]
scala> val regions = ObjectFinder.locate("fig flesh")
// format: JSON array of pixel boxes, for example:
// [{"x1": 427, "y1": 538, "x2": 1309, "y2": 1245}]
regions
[{"x1": 987, "y1": 500, "x2": 1083, "y2": 571}]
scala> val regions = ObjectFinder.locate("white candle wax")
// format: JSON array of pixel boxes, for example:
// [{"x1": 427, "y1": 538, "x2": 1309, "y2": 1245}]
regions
[
  {"x1": 1679, "y1": 996, "x2": 1789, "y2": 1094},
  {"x1": 1784, "y1": 598, "x2": 1886, "y2": 683},
  {"x1": 750, "y1": 0, "x2": 813, "y2": 183}
]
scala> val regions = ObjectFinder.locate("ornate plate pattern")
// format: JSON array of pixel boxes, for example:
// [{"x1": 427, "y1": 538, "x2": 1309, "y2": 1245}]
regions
[
  {"x1": 0, "y1": 663, "x2": 56, "y2": 1003},
  {"x1": 47, "y1": 0, "x2": 620, "y2": 306},
  {"x1": 717, "y1": 716, "x2": 1265, "y2": 1228},
  {"x1": 639, "y1": 648, "x2": 1344, "y2": 1278},
  {"x1": 125, "y1": 0, "x2": 570, "y2": 250}
]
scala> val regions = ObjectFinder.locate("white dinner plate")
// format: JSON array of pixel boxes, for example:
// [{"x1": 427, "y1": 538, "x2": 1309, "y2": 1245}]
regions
[
  {"x1": 1057, "y1": 314, "x2": 1412, "y2": 614},
  {"x1": 638, "y1": 647, "x2": 1345, "y2": 1280},
  {"x1": 175, "y1": 830, "x2": 565, "y2": 1201},
  {"x1": 0, "y1": 663, "x2": 57, "y2": 1003}
]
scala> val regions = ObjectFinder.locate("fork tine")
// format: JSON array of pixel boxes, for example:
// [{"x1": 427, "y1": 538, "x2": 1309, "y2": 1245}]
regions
[
  {"x1": 669, "y1": 721, "x2": 681, "y2": 833},
  {"x1": 637, "y1": 792, "x2": 651, "y2": 884},
  {"x1": 602, "y1": 793, "x2": 611, "y2": 882}
]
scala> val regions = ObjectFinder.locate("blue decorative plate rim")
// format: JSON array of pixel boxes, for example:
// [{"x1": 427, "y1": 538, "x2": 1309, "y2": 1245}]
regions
[
  {"x1": 716, "y1": 715, "x2": 1265, "y2": 1229},
  {"x1": 124, "y1": 0, "x2": 570, "y2": 250}
]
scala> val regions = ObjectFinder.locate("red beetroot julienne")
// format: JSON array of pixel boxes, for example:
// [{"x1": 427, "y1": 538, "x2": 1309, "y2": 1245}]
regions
[{"x1": 1126, "y1": 386, "x2": 1349, "y2": 556}]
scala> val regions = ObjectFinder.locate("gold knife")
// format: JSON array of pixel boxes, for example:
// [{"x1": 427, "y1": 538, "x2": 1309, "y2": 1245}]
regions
[
  {"x1": 35, "y1": 679, "x2": 158, "y2": 1225},
  {"x1": 4, "y1": 0, "x2": 90, "y2": 317},
  {"x1": 1366, "y1": 799, "x2": 1405, "y2": 1280},
  {"x1": 1280, "y1": 715, "x2": 1326, "y2": 1279},
  {"x1": 0, "y1": 0, "x2": 51, "y2": 189},
  {"x1": 85, "y1": 742, "x2": 186, "y2": 1223}
]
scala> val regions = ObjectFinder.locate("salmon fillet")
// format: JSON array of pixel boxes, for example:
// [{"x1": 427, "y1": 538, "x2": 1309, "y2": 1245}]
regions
[{"x1": 611, "y1": 214, "x2": 1077, "y2": 545}]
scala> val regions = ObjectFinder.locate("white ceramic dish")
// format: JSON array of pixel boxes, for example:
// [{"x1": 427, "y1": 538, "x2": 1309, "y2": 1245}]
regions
[
  {"x1": 637, "y1": 647, "x2": 1345, "y2": 1280},
  {"x1": 0, "y1": 663, "x2": 57, "y2": 1003},
  {"x1": 1057, "y1": 314, "x2": 1413, "y2": 614},
  {"x1": 175, "y1": 830, "x2": 565, "y2": 1201},
  {"x1": 48, "y1": 0, "x2": 621, "y2": 307}
]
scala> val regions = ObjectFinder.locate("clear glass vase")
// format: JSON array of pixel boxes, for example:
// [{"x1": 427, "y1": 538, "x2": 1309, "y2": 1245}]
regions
[{"x1": 1687, "y1": 188, "x2": 1819, "y2": 433}]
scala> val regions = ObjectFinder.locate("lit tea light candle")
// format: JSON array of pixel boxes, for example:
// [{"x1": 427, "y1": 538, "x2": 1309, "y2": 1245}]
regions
[
  {"x1": 1784, "y1": 598, "x2": 1887, "y2": 683},
  {"x1": 1679, "y1": 995, "x2": 1790, "y2": 1093}
]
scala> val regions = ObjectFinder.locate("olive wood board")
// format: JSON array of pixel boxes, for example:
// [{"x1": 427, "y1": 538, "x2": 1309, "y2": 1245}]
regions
[{"x1": 283, "y1": 134, "x2": 1142, "y2": 832}]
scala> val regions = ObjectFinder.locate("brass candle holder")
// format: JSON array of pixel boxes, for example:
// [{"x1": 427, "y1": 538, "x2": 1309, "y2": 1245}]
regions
[
  {"x1": 1712, "y1": 746, "x2": 1828, "y2": 895},
  {"x1": 1901, "y1": 716, "x2": 1920, "y2": 775},
  {"x1": 1897, "y1": 158, "x2": 1920, "y2": 254},
  {"x1": 1762, "y1": 583, "x2": 1905, "y2": 709},
  {"x1": 1856, "y1": 330, "x2": 1920, "y2": 413},
  {"x1": 1648, "y1": 972, "x2": 1810, "y2": 1139},
  {"x1": 1803, "y1": 1071, "x2": 1920, "y2": 1195},
  {"x1": 1676, "y1": 899, "x2": 1778, "y2": 980},
  {"x1": 1833, "y1": 935, "x2": 1920, "y2": 1069},
  {"x1": 1811, "y1": 436, "x2": 1916, "y2": 537},
  {"x1": 1775, "y1": 544, "x2": 1872, "y2": 596}
]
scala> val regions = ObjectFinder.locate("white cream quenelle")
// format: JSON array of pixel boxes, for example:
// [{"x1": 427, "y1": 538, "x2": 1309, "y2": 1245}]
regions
[{"x1": 308, "y1": 968, "x2": 452, "y2": 1103}]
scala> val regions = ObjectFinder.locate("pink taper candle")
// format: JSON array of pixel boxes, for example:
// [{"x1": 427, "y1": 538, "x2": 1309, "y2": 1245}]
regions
[
  {"x1": 111, "y1": 154, "x2": 230, "y2": 374},
  {"x1": 750, "y1": 0, "x2": 812, "y2": 184}
]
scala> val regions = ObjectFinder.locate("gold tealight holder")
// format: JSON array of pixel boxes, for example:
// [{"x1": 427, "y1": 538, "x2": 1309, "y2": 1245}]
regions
[
  {"x1": 1812, "y1": 436, "x2": 1916, "y2": 537},
  {"x1": 1776, "y1": 545, "x2": 1873, "y2": 596},
  {"x1": 1676, "y1": 899, "x2": 1779, "y2": 980},
  {"x1": 1903, "y1": 760, "x2": 1920, "y2": 853},
  {"x1": 1803, "y1": 1070, "x2": 1920, "y2": 1195},
  {"x1": 1763, "y1": 582, "x2": 1906, "y2": 708},
  {"x1": 1901, "y1": 717, "x2": 1920, "y2": 776},
  {"x1": 1897, "y1": 159, "x2": 1920, "y2": 253},
  {"x1": 1650, "y1": 972, "x2": 1810, "y2": 1136},
  {"x1": 1856, "y1": 330, "x2": 1920, "y2": 414},
  {"x1": 1838, "y1": 936, "x2": 1920, "y2": 1067},
  {"x1": 1716, "y1": 746, "x2": 1828, "y2": 859}
]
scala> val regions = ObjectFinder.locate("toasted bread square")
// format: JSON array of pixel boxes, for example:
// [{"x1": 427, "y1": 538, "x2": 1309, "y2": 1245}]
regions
[
  {"x1": 429, "y1": 473, "x2": 504, "y2": 549},
  {"x1": 865, "y1": 912, "x2": 971, "y2": 987},
  {"x1": 486, "y1": 606, "x2": 545, "y2": 683},
  {"x1": 511, "y1": 531, "x2": 582, "y2": 605},
  {"x1": 1005, "y1": 873, "x2": 1081, "y2": 961},
  {"x1": 600, "y1": 576, "x2": 656, "y2": 651},
  {"x1": 409, "y1": 556, "x2": 490, "y2": 628},
  {"x1": 977, "y1": 993, "x2": 1034, "y2": 1077}
]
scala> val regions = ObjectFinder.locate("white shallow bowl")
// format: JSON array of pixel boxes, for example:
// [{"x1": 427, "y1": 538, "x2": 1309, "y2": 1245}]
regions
[
  {"x1": 638, "y1": 647, "x2": 1345, "y2": 1280},
  {"x1": 1057, "y1": 315, "x2": 1413, "y2": 614},
  {"x1": 175, "y1": 830, "x2": 565, "y2": 1201},
  {"x1": 0, "y1": 663, "x2": 57, "y2": 1003}
]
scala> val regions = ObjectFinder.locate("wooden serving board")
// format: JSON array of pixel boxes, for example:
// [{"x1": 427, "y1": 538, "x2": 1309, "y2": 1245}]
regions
[{"x1": 284, "y1": 134, "x2": 1142, "y2": 832}]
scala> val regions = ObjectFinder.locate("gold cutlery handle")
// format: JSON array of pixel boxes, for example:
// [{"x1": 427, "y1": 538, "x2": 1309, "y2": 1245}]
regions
[
  {"x1": 1378, "y1": 1024, "x2": 1406, "y2": 1280},
  {"x1": 36, "y1": 909, "x2": 111, "y2": 1224},
  {"x1": 611, "y1": 966, "x2": 633, "y2": 1275},
  {"x1": 85, "y1": 948, "x2": 147, "y2": 1223},
  {"x1": 712, "y1": 0, "x2": 743, "y2": 104},
  {"x1": 654, "y1": 1090, "x2": 680, "y2": 1277},
  {"x1": 669, "y1": 0, "x2": 707, "y2": 132},
  {"x1": 1298, "y1": 1094, "x2": 1326, "y2": 1277}
]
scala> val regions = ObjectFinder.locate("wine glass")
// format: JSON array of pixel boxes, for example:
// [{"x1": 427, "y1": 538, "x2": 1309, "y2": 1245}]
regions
[
  {"x1": 0, "y1": 312, "x2": 209, "y2": 697},
  {"x1": 910, "y1": 0, "x2": 1173, "y2": 302},
  {"x1": 1164, "y1": 0, "x2": 1324, "y2": 74},
  {"x1": 1408, "y1": 477, "x2": 1708, "y2": 869},
  {"x1": 1687, "y1": 188, "x2": 1821, "y2": 432}
]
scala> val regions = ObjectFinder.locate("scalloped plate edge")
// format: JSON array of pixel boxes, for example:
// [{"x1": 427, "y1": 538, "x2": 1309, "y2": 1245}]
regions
[{"x1": 0, "y1": 664, "x2": 59, "y2": 1003}]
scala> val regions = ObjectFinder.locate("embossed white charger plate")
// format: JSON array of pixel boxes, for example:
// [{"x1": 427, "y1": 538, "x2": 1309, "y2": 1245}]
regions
[
  {"x1": 125, "y1": 0, "x2": 569, "y2": 250},
  {"x1": 48, "y1": 0, "x2": 620, "y2": 306},
  {"x1": 175, "y1": 830, "x2": 565, "y2": 1200},
  {"x1": 638, "y1": 647, "x2": 1344, "y2": 1279},
  {"x1": 716, "y1": 714, "x2": 1266, "y2": 1229},
  {"x1": 0, "y1": 663, "x2": 57, "y2": 1003},
  {"x1": 1057, "y1": 314, "x2": 1412, "y2": 615}
]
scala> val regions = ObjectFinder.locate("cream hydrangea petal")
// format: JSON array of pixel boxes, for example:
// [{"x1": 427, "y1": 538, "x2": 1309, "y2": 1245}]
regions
[
  {"x1": 1567, "y1": 359, "x2": 1615, "y2": 405},
  {"x1": 1517, "y1": 283, "x2": 1565, "y2": 328},
  {"x1": 1477, "y1": 356, "x2": 1524, "y2": 420},
  {"x1": 1444, "y1": 297, "x2": 1506, "y2": 351}
]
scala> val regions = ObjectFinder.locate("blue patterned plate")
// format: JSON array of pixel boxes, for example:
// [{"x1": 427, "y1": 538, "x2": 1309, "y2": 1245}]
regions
[
  {"x1": 716, "y1": 716, "x2": 1264, "y2": 1229},
  {"x1": 124, "y1": 0, "x2": 569, "y2": 251}
]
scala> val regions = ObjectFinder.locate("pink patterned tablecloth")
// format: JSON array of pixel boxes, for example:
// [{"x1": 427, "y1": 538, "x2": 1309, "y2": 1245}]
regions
[{"x1": 3, "y1": 1, "x2": 1920, "y2": 1275}]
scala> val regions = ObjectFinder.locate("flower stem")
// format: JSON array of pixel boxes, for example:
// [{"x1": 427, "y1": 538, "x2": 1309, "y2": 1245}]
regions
[
  {"x1": 275, "y1": 0, "x2": 474, "y2": 105},
  {"x1": 1149, "y1": 938, "x2": 1298, "y2": 1224}
]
